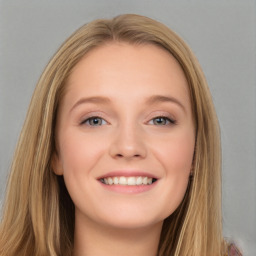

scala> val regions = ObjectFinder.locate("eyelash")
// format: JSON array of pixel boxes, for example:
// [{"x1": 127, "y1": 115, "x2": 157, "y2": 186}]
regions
[
  {"x1": 80, "y1": 116, "x2": 107, "y2": 126},
  {"x1": 80, "y1": 115, "x2": 176, "y2": 127},
  {"x1": 149, "y1": 116, "x2": 176, "y2": 126}
]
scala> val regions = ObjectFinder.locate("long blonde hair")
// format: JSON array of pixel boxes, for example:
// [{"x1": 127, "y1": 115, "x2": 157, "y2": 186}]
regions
[{"x1": 0, "y1": 14, "x2": 225, "y2": 255}]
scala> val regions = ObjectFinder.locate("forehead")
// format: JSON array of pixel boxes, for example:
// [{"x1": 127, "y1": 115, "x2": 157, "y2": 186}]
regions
[
  {"x1": 69, "y1": 42, "x2": 186, "y2": 80},
  {"x1": 62, "y1": 42, "x2": 190, "y2": 110}
]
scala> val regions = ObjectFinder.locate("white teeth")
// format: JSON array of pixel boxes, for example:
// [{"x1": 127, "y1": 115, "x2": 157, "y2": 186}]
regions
[
  {"x1": 127, "y1": 177, "x2": 136, "y2": 185},
  {"x1": 136, "y1": 176, "x2": 142, "y2": 185},
  {"x1": 119, "y1": 176, "x2": 127, "y2": 185},
  {"x1": 113, "y1": 177, "x2": 119, "y2": 184},
  {"x1": 107, "y1": 177, "x2": 113, "y2": 185},
  {"x1": 101, "y1": 176, "x2": 155, "y2": 186}
]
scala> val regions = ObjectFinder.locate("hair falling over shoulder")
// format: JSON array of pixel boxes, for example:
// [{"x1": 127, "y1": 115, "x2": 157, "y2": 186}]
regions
[{"x1": 0, "y1": 14, "x2": 229, "y2": 256}]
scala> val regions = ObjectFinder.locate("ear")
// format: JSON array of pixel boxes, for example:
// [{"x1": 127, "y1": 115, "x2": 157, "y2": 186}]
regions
[{"x1": 51, "y1": 152, "x2": 64, "y2": 175}]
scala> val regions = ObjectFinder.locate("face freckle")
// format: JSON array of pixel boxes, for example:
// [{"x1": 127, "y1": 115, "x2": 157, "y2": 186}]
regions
[{"x1": 52, "y1": 42, "x2": 195, "y2": 230}]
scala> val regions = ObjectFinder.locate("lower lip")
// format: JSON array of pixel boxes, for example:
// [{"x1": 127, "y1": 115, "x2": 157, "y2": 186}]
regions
[{"x1": 98, "y1": 181, "x2": 158, "y2": 194}]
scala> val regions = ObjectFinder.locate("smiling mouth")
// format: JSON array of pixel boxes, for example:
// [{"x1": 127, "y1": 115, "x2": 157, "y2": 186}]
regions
[{"x1": 100, "y1": 176, "x2": 157, "y2": 186}]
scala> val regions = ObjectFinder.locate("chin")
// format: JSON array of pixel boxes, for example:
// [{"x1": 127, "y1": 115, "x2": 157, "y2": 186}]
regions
[
  {"x1": 98, "y1": 215, "x2": 164, "y2": 230},
  {"x1": 86, "y1": 204, "x2": 175, "y2": 230}
]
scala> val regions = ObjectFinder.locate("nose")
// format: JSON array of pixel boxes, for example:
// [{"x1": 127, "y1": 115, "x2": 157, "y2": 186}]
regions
[{"x1": 109, "y1": 123, "x2": 147, "y2": 160}]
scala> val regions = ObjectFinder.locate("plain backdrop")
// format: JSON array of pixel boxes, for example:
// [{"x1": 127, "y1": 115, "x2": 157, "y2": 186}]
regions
[{"x1": 0, "y1": 0, "x2": 255, "y2": 255}]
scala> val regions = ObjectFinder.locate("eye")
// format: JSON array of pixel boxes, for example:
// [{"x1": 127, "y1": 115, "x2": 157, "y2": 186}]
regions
[
  {"x1": 149, "y1": 116, "x2": 176, "y2": 126},
  {"x1": 81, "y1": 116, "x2": 107, "y2": 126}
]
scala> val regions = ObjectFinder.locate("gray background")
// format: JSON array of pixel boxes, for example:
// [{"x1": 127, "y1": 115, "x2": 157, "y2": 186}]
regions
[{"x1": 0, "y1": 0, "x2": 255, "y2": 255}]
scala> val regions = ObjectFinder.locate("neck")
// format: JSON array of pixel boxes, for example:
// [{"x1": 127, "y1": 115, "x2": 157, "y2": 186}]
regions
[{"x1": 73, "y1": 213, "x2": 163, "y2": 256}]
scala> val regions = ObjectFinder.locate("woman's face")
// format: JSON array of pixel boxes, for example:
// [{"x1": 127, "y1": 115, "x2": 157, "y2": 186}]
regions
[{"x1": 53, "y1": 42, "x2": 195, "y2": 230}]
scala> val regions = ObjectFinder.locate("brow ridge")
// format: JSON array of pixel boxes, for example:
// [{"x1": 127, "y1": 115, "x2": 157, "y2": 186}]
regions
[
  {"x1": 70, "y1": 96, "x2": 111, "y2": 112},
  {"x1": 146, "y1": 95, "x2": 186, "y2": 112},
  {"x1": 70, "y1": 95, "x2": 185, "y2": 113}
]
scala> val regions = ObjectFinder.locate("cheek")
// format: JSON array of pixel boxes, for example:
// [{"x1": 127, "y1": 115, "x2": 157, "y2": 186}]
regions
[
  {"x1": 154, "y1": 131, "x2": 195, "y2": 174},
  {"x1": 57, "y1": 131, "x2": 107, "y2": 210},
  {"x1": 58, "y1": 130, "x2": 107, "y2": 173},
  {"x1": 150, "y1": 130, "x2": 195, "y2": 216}
]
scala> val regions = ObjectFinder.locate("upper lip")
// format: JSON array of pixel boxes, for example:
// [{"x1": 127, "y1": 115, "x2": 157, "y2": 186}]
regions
[{"x1": 97, "y1": 170, "x2": 159, "y2": 180}]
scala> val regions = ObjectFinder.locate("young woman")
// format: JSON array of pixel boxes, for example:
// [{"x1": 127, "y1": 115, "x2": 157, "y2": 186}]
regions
[{"x1": 0, "y1": 14, "x2": 242, "y2": 256}]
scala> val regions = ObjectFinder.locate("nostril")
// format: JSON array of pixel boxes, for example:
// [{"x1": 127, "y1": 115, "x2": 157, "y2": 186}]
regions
[{"x1": 115, "y1": 153, "x2": 141, "y2": 158}]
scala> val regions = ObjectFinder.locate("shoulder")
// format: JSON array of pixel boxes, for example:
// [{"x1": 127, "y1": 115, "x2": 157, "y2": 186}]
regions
[{"x1": 226, "y1": 243, "x2": 243, "y2": 256}]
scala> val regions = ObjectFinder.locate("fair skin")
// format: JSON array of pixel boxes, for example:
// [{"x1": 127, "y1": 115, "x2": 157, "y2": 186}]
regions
[{"x1": 53, "y1": 42, "x2": 195, "y2": 256}]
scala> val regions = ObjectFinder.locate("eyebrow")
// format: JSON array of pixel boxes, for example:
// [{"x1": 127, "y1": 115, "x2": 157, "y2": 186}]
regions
[
  {"x1": 70, "y1": 95, "x2": 186, "y2": 113},
  {"x1": 70, "y1": 96, "x2": 112, "y2": 113},
  {"x1": 146, "y1": 95, "x2": 186, "y2": 112}
]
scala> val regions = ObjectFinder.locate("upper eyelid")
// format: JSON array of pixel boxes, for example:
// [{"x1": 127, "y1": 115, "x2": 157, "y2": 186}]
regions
[
  {"x1": 145, "y1": 111, "x2": 176, "y2": 121},
  {"x1": 148, "y1": 116, "x2": 176, "y2": 125},
  {"x1": 151, "y1": 115, "x2": 175, "y2": 121},
  {"x1": 77, "y1": 110, "x2": 177, "y2": 123},
  {"x1": 80, "y1": 115, "x2": 108, "y2": 125},
  {"x1": 79, "y1": 111, "x2": 108, "y2": 122}
]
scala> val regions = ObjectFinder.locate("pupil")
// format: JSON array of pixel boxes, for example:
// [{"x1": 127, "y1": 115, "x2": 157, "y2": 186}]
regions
[
  {"x1": 155, "y1": 117, "x2": 165, "y2": 125},
  {"x1": 90, "y1": 118, "x2": 101, "y2": 125}
]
